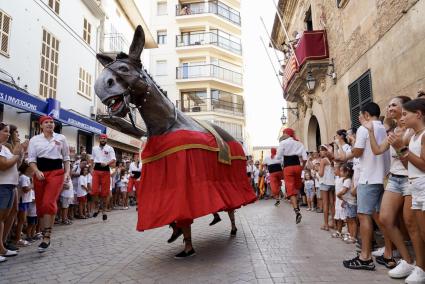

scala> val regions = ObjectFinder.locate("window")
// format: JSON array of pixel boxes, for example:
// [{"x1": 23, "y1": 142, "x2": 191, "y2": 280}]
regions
[
  {"x1": 39, "y1": 29, "x2": 60, "y2": 98},
  {"x1": 214, "y1": 120, "x2": 243, "y2": 140},
  {"x1": 157, "y1": 2, "x2": 167, "y2": 15},
  {"x1": 78, "y1": 67, "x2": 92, "y2": 99},
  {"x1": 337, "y1": 0, "x2": 350, "y2": 8},
  {"x1": 0, "y1": 10, "x2": 11, "y2": 56},
  {"x1": 48, "y1": 0, "x2": 60, "y2": 14},
  {"x1": 157, "y1": 30, "x2": 167, "y2": 45},
  {"x1": 83, "y1": 18, "x2": 91, "y2": 45},
  {"x1": 156, "y1": 60, "x2": 167, "y2": 76},
  {"x1": 348, "y1": 70, "x2": 372, "y2": 129},
  {"x1": 180, "y1": 91, "x2": 207, "y2": 112}
]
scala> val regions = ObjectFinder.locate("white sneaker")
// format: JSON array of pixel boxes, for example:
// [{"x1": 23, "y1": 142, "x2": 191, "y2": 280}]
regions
[
  {"x1": 2, "y1": 250, "x2": 17, "y2": 257},
  {"x1": 372, "y1": 246, "x2": 385, "y2": 257},
  {"x1": 0, "y1": 256, "x2": 6, "y2": 263},
  {"x1": 371, "y1": 246, "x2": 401, "y2": 258},
  {"x1": 389, "y1": 260, "x2": 415, "y2": 279},
  {"x1": 405, "y1": 266, "x2": 425, "y2": 284}
]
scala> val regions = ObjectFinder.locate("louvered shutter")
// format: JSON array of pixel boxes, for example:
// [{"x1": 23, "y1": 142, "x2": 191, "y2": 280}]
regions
[
  {"x1": 348, "y1": 70, "x2": 373, "y2": 129},
  {"x1": 0, "y1": 11, "x2": 11, "y2": 55}
]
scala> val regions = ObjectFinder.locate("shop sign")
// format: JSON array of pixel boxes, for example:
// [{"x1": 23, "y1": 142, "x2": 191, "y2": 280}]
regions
[{"x1": 106, "y1": 127, "x2": 142, "y2": 148}]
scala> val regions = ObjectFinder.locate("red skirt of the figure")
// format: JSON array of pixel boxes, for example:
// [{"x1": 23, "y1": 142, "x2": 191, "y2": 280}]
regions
[{"x1": 136, "y1": 130, "x2": 257, "y2": 231}]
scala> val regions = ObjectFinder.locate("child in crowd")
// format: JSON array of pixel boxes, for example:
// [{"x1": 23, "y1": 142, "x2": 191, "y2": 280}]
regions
[
  {"x1": 119, "y1": 169, "x2": 129, "y2": 209},
  {"x1": 15, "y1": 163, "x2": 33, "y2": 246},
  {"x1": 77, "y1": 166, "x2": 89, "y2": 219},
  {"x1": 86, "y1": 166, "x2": 94, "y2": 217},
  {"x1": 60, "y1": 178, "x2": 74, "y2": 225},
  {"x1": 26, "y1": 190, "x2": 38, "y2": 242},
  {"x1": 332, "y1": 165, "x2": 346, "y2": 238},
  {"x1": 337, "y1": 163, "x2": 356, "y2": 243},
  {"x1": 312, "y1": 163, "x2": 322, "y2": 213},
  {"x1": 304, "y1": 171, "x2": 315, "y2": 211}
]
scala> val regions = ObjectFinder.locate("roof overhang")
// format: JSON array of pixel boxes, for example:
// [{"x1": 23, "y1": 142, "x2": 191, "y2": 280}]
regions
[{"x1": 117, "y1": 0, "x2": 158, "y2": 49}]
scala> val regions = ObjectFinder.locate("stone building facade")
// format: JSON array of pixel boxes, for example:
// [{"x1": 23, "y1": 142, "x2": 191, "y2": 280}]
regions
[{"x1": 271, "y1": 0, "x2": 424, "y2": 151}]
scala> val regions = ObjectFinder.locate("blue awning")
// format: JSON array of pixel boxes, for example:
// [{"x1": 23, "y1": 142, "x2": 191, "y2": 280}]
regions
[
  {"x1": 0, "y1": 82, "x2": 105, "y2": 134},
  {"x1": 0, "y1": 81, "x2": 47, "y2": 115}
]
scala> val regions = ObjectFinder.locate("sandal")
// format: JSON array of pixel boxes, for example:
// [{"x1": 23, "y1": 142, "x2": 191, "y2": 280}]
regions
[
  {"x1": 331, "y1": 232, "x2": 342, "y2": 238},
  {"x1": 375, "y1": 255, "x2": 397, "y2": 269},
  {"x1": 38, "y1": 227, "x2": 51, "y2": 253},
  {"x1": 320, "y1": 225, "x2": 329, "y2": 231},
  {"x1": 62, "y1": 219, "x2": 72, "y2": 225},
  {"x1": 343, "y1": 255, "x2": 375, "y2": 270}
]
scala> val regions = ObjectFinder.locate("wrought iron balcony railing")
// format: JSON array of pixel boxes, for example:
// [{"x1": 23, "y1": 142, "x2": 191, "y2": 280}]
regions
[
  {"x1": 176, "y1": 32, "x2": 242, "y2": 55},
  {"x1": 176, "y1": 1, "x2": 241, "y2": 26},
  {"x1": 102, "y1": 33, "x2": 129, "y2": 54},
  {"x1": 176, "y1": 64, "x2": 243, "y2": 86},
  {"x1": 176, "y1": 98, "x2": 244, "y2": 116}
]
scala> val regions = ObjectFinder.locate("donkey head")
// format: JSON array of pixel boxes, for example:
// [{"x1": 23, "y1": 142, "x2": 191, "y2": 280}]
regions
[{"x1": 94, "y1": 25, "x2": 150, "y2": 118}]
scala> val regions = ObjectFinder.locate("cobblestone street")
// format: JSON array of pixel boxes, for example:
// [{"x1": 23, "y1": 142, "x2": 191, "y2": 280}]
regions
[{"x1": 0, "y1": 200, "x2": 403, "y2": 284}]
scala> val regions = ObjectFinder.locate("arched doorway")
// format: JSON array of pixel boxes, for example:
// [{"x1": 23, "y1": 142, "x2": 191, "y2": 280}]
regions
[{"x1": 307, "y1": 116, "x2": 321, "y2": 151}]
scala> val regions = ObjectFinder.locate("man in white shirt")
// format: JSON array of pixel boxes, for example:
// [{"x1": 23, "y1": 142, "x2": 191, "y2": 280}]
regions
[
  {"x1": 343, "y1": 102, "x2": 390, "y2": 271},
  {"x1": 90, "y1": 134, "x2": 116, "y2": 221},
  {"x1": 276, "y1": 128, "x2": 307, "y2": 224}
]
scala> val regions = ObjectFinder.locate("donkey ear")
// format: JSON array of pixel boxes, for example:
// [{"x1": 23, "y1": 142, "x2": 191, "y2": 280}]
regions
[
  {"x1": 96, "y1": 54, "x2": 114, "y2": 67},
  {"x1": 128, "y1": 25, "x2": 145, "y2": 61}
]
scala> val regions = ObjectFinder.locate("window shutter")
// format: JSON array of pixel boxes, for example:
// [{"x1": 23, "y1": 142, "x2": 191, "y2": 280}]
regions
[
  {"x1": 0, "y1": 11, "x2": 11, "y2": 55},
  {"x1": 348, "y1": 70, "x2": 372, "y2": 129}
]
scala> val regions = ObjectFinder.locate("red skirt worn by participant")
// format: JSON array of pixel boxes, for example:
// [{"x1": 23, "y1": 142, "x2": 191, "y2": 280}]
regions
[
  {"x1": 263, "y1": 148, "x2": 283, "y2": 206},
  {"x1": 137, "y1": 130, "x2": 257, "y2": 231}
]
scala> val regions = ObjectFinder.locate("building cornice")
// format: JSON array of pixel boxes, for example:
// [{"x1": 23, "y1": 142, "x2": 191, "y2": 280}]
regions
[
  {"x1": 116, "y1": 0, "x2": 158, "y2": 49},
  {"x1": 81, "y1": 0, "x2": 105, "y2": 19},
  {"x1": 270, "y1": 0, "x2": 298, "y2": 47}
]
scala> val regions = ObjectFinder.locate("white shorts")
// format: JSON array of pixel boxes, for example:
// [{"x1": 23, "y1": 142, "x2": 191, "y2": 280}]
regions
[
  {"x1": 120, "y1": 187, "x2": 127, "y2": 193},
  {"x1": 410, "y1": 177, "x2": 425, "y2": 211}
]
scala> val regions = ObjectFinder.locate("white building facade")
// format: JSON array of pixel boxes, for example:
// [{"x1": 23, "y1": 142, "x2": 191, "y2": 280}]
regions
[
  {"x1": 147, "y1": 0, "x2": 246, "y2": 143},
  {"x1": 0, "y1": 0, "x2": 155, "y2": 160}
]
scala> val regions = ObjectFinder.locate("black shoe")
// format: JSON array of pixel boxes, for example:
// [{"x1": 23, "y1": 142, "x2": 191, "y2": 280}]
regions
[
  {"x1": 209, "y1": 216, "x2": 222, "y2": 226},
  {"x1": 102, "y1": 214, "x2": 107, "y2": 221},
  {"x1": 4, "y1": 243, "x2": 19, "y2": 251},
  {"x1": 274, "y1": 200, "x2": 280, "y2": 207},
  {"x1": 93, "y1": 211, "x2": 100, "y2": 218},
  {"x1": 375, "y1": 255, "x2": 396, "y2": 269},
  {"x1": 38, "y1": 241, "x2": 50, "y2": 253},
  {"x1": 230, "y1": 228, "x2": 237, "y2": 236},
  {"x1": 167, "y1": 228, "x2": 183, "y2": 243},
  {"x1": 296, "y1": 213, "x2": 302, "y2": 224},
  {"x1": 174, "y1": 249, "x2": 196, "y2": 259},
  {"x1": 343, "y1": 256, "x2": 375, "y2": 270}
]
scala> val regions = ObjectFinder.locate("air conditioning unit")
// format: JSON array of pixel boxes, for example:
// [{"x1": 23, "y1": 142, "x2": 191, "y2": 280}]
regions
[{"x1": 90, "y1": 106, "x2": 96, "y2": 119}]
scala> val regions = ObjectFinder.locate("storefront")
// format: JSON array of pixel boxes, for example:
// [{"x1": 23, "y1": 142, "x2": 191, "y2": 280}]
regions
[
  {"x1": 0, "y1": 81, "x2": 105, "y2": 154},
  {"x1": 102, "y1": 127, "x2": 145, "y2": 162}
]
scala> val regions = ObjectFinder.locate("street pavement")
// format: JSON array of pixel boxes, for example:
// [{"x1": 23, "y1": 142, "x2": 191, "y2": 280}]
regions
[{"x1": 0, "y1": 200, "x2": 403, "y2": 284}]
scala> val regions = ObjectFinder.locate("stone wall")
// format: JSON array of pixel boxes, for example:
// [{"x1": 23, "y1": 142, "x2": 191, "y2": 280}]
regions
[{"x1": 273, "y1": 0, "x2": 424, "y2": 149}]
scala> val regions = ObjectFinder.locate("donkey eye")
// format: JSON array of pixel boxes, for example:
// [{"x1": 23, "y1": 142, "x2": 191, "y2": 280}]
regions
[{"x1": 119, "y1": 66, "x2": 129, "y2": 72}]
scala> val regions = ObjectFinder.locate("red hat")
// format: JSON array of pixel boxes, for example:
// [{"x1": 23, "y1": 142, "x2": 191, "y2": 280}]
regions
[
  {"x1": 282, "y1": 128, "x2": 295, "y2": 137},
  {"x1": 99, "y1": 134, "x2": 108, "y2": 139},
  {"x1": 39, "y1": 115, "x2": 54, "y2": 124}
]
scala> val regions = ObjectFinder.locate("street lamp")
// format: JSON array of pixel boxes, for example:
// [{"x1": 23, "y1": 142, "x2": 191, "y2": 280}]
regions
[
  {"x1": 280, "y1": 111, "x2": 287, "y2": 125},
  {"x1": 306, "y1": 71, "x2": 316, "y2": 92}
]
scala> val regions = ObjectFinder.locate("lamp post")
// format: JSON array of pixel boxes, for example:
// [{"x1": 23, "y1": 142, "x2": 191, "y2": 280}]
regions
[{"x1": 306, "y1": 71, "x2": 316, "y2": 93}]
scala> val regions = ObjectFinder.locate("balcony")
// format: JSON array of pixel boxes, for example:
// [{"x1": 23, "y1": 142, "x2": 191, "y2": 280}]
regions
[
  {"x1": 176, "y1": 98, "x2": 244, "y2": 116},
  {"x1": 281, "y1": 30, "x2": 329, "y2": 102},
  {"x1": 176, "y1": 64, "x2": 243, "y2": 87},
  {"x1": 101, "y1": 33, "x2": 129, "y2": 54},
  {"x1": 176, "y1": 32, "x2": 242, "y2": 56},
  {"x1": 176, "y1": 1, "x2": 241, "y2": 26}
]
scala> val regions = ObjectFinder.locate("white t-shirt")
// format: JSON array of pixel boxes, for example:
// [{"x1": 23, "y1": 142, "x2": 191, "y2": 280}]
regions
[
  {"x1": 263, "y1": 156, "x2": 282, "y2": 165},
  {"x1": 0, "y1": 145, "x2": 19, "y2": 185},
  {"x1": 27, "y1": 190, "x2": 37, "y2": 217},
  {"x1": 276, "y1": 137, "x2": 308, "y2": 162},
  {"x1": 91, "y1": 145, "x2": 116, "y2": 164},
  {"x1": 77, "y1": 175, "x2": 88, "y2": 197},
  {"x1": 304, "y1": 180, "x2": 315, "y2": 190},
  {"x1": 61, "y1": 178, "x2": 74, "y2": 198},
  {"x1": 18, "y1": 175, "x2": 32, "y2": 203},
  {"x1": 354, "y1": 122, "x2": 390, "y2": 184},
  {"x1": 252, "y1": 167, "x2": 260, "y2": 183},
  {"x1": 341, "y1": 178, "x2": 356, "y2": 205}
]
